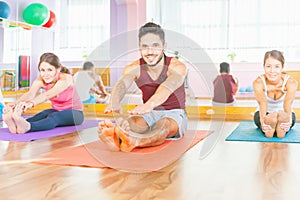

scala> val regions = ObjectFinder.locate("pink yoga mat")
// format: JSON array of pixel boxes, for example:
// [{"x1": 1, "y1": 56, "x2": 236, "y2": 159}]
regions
[
  {"x1": 33, "y1": 130, "x2": 213, "y2": 172},
  {"x1": 0, "y1": 119, "x2": 99, "y2": 142}
]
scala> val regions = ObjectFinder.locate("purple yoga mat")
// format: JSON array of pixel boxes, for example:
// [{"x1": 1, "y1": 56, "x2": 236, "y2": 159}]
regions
[{"x1": 0, "y1": 119, "x2": 99, "y2": 142}]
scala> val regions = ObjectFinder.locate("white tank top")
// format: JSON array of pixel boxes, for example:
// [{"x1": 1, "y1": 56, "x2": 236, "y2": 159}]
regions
[
  {"x1": 73, "y1": 71, "x2": 95, "y2": 101},
  {"x1": 259, "y1": 74, "x2": 289, "y2": 112}
]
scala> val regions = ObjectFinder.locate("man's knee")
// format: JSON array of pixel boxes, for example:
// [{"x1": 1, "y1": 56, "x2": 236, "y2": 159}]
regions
[
  {"x1": 128, "y1": 116, "x2": 149, "y2": 133},
  {"x1": 156, "y1": 118, "x2": 179, "y2": 135}
]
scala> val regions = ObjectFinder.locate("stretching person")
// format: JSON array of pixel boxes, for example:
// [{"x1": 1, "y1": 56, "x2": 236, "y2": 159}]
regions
[
  {"x1": 73, "y1": 61, "x2": 108, "y2": 104},
  {"x1": 2, "y1": 52, "x2": 84, "y2": 134},
  {"x1": 212, "y1": 62, "x2": 238, "y2": 106},
  {"x1": 0, "y1": 88, "x2": 3, "y2": 119},
  {"x1": 253, "y1": 50, "x2": 298, "y2": 138},
  {"x1": 98, "y1": 22, "x2": 187, "y2": 152}
]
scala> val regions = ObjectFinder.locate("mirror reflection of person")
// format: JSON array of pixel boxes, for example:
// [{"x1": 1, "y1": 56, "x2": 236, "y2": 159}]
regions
[
  {"x1": 253, "y1": 50, "x2": 298, "y2": 138},
  {"x1": 97, "y1": 22, "x2": 188, "y2": 152},
  {"x1": 73, "y1": 61, "x2": 108, "y2": 104},
  {"x1": 2, "y1": 52, "x2": 84, "y2": 134},
  {"x1": 0, "y1": 72, "x2": 4, "y2": 119},
  {"x1": 258, "y1": 143, "x2": 288, "y2": 200},
  {"x1": 212, "y1": 62, "x2": 238, "y2": 106}
]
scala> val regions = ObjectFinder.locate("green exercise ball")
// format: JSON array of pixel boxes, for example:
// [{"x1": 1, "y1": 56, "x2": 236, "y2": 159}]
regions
[{"x1": 23, "y1": 3, "x2": 49, "y2": 26}]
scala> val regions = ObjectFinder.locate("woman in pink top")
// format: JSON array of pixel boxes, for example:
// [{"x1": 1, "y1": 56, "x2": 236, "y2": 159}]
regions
[{"x1": 3, "y1": 52, "x2": 84, "y2": 134}]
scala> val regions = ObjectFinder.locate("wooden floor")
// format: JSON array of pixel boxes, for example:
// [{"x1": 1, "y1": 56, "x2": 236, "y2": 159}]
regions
[{"x1": 1, "y1": 118, "x2": 300, "y2": 200}]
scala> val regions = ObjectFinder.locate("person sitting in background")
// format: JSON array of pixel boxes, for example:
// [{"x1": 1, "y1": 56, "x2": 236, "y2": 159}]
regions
[
  {"x1": 253, "y1": 50, "x2": 298, "y2": 138},
  {"x1": 73, "y1": 61, "x2": 108, "y2": 104},
  {"x1": 0, "y1": 73, "x2": 4, "y2": 119},
  {"x1": 212, "y1": 62, "x2": 238, "y2": 106},
  {"x1": 2, "y1": 52, "x2": 84, "y2": 134}
]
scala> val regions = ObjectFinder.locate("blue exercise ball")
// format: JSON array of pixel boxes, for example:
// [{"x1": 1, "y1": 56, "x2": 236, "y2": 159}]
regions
[
  {"x1": 246, "y1": 86, "x2": 254, "y2": 92},
  {"x1": 239, "y1": 87, "x2": 246, "y2": 92},
  {"x1": 0, "y1": 1, "x2": 10, "y2": 19}
]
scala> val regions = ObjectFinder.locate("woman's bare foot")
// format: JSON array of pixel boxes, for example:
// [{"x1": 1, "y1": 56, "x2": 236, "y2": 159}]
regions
[
  {"x1": 2, "y1": 106, "x2": 17, "y2": 134},
  {"x1": 98, "y1": 120, "x2": 120, "y2": 151},
  {"x1": 263, "y1": 112, "x2": 278, "y2": 138},
  {"x1": 115, "y1": 118, "x2": 138, "y2": 152},
  {"x1": 12, "y1": 103, "x2": 30, "y2": 134},
  {"x1": 276, "y1": 111, "x2": 290, "y2": 138}
]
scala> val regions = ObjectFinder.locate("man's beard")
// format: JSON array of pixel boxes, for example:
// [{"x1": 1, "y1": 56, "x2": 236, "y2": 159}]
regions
[{"x1": 146, "y1": 53, "x2": 164, "y2": 67}]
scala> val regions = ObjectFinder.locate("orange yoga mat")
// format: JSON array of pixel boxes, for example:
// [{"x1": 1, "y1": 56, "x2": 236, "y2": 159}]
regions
[{"x1": 33, "y1": 130, "x2": 213, "y2": 172}]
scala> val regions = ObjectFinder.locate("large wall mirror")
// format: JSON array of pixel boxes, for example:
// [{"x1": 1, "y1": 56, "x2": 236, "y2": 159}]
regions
[
  {"x1": 1, "y1": 0, "x2": 56, "y2": 101},
  {"x1": 0, "y1": 20, "x2": 31, "y2": 92}
]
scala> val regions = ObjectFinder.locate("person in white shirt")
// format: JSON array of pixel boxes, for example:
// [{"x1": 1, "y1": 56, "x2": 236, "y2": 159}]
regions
[
  {"x1": 73, "y1": 61, "x2": 108, "y2": 104},
  {"x1": 0, "y1": 71, "x2": 4, "y2": 119}
]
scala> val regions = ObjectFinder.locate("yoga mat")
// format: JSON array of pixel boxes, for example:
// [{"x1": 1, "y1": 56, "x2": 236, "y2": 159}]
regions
[
  {"x1": 226, "y1": 120, "x2": 300, "y2": 143},
  {"x1": 33, "y1": 130, "x2": 213, "y2": 172},
  {"x1": 0, "y1": 119, "x2": 99, "y2": 142}
]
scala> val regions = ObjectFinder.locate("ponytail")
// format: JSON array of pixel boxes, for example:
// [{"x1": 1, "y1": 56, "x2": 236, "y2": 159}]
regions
[{"x1": 60, "y1": 66, "x2": 71, "y2": 74}]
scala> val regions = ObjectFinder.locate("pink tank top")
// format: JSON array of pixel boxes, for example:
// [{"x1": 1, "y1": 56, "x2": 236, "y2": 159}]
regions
[
  {"x1": 45, "y1": 74, "x2": 83, "y2": 111},
  {"x1": 135, "y1": 56, "x2": 186, "y2": 110}
]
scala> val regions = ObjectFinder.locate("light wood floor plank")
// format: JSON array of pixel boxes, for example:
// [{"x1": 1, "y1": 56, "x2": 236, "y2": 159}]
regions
[{"x1": 0, "y1": 119, "x2": 300, "y2": 199}]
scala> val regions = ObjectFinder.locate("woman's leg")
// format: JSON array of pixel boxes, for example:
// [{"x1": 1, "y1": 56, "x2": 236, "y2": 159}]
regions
[
  {"x1": 12, "y1": 103, "x2": 31, "y2": 134},
  {"x1": 254, "y1": 111, "x2": 278, "y2": 138},
  {"x1": 276, "y1": 110, "x2": 292, "y2": 138},
  {"x1": 26, "y1": 109, "x2": 57, "y2": 123},
  {"x1": 263, "y1": 112, "x2": 278, "y2": 138},
  {"x1": 254, "y1": 111, "x2": 261, "y2": 128},
  {"x1": 2, "y1": 106, "x2": 17, "y2": 133},
  {"x1": 28, "y1": 109, "x2": 84, "y2": 132}
]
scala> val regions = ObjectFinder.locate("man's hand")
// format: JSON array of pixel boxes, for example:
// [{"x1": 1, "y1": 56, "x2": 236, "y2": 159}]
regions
[
  {"x1": 128, "y1": 103, "x2": 154, "y2": 115},
  {"x1": 104, "y1": 104, "x2": 123, "y2": 114}
]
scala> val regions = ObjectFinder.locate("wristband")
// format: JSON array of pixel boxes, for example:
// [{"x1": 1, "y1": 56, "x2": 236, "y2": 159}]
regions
[{"x1": 28, "y1": 101, "x2": 35, "y2": 108}]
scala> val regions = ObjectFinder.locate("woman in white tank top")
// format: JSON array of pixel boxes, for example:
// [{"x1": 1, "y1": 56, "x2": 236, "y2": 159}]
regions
[{"x1": 253, "y1": 50, "x2": 298, "y2": 138}]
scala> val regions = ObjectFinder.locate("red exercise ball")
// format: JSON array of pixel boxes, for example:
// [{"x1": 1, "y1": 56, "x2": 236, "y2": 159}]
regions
[{"x1": 42, "y1": 10, "x2": 56, "y2": 28}]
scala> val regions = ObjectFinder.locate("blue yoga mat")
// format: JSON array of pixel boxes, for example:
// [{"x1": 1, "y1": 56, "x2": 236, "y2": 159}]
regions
[{"x1": 226, "y1": 120, "x2": 300, "y2": 143}]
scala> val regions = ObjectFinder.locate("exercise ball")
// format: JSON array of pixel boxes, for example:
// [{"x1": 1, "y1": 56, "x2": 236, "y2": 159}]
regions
[
  {"x1": 42, "y1": 10, "x2": 56, "y2": 28},
  {"x1": 23, "y1": 3, "x2": 49, "y2": 26},
  {"x1": 246, "y1": 86, "x2": 254, "y2": 92},
  {"x1": 0, "y1": 102, "x2": 4, "y2": 120},
  {"x1": 239, "y1": 87, "x2": 246, "y2": 92},
  {"x1": 0, "y1": 1, "x2": 10, "y2": 19}
]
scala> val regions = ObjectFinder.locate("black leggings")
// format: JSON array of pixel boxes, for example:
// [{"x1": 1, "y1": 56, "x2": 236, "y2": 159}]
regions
[
  {"x1": 254, "y1": 111, "x2": 296, "y2": 130},
  {"x1": 26, "y1": 109, "x2": 84, "y2": 132}
]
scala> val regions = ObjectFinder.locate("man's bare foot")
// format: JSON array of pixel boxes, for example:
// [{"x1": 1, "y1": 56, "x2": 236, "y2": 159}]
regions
[
  {"x1": 276, "y1": 111, "x2": 290, "y2": 138},
  {"x1": 98, "y1": 120, "x2": 120, "y2": 151},
  {"x1": 115, "y1": 118, "x2": 138, "y2": 152},
  {"x1": 263, "y1": 112, "x2": 278, "y2": 138},
  {"x1": 12, "y1": 104, "x2": 30, "y2": 134},
  {"x1": 2, "y1": 106, "x2": 17, "y2": 134}
]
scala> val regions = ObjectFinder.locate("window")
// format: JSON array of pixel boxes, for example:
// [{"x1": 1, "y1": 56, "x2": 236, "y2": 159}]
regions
[
  {"x1": 3, "y1": 27, "x2": 31, "y2": 64},
  {"x1": 56, "y1": 0, "x2": 110, "y2": 61},
  {"x1": 146, "y1": 0, "x2": 300, "y2": 62}
]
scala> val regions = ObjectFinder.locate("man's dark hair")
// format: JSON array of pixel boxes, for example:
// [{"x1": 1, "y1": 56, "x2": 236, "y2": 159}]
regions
[
  {"x1": 138, "y1": 22, "x2": 165, "y2": 44},
  {"x1": 83, "y1": 61, "x2": 94, "y2": 70},
  {"x1": 220, "y1": 62, "x2": 230, "y2": 73}
]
